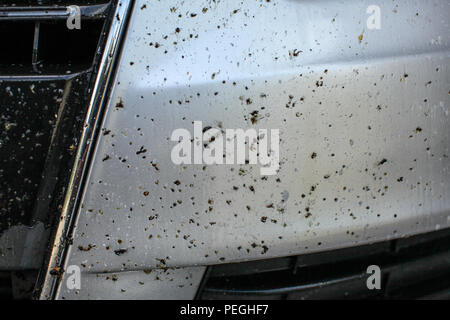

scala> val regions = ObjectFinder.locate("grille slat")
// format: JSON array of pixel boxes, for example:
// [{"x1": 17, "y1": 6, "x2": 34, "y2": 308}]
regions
[{"x1": 0, "y1": 4, "x2": 109, "y2": 21}]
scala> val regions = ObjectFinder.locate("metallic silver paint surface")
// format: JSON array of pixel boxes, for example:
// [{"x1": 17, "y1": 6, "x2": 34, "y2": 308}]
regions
[
  {"x1": 57, "y1": 266, "x2": 205, "y2": 300},
  {"x1": 59, "y1": 0, "x2": 449, "y2": 298}
]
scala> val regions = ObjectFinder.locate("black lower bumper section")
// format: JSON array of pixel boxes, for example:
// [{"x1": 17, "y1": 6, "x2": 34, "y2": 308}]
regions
[{"x1": 197, "y1": 228, "x2": 450, "y2": 300}]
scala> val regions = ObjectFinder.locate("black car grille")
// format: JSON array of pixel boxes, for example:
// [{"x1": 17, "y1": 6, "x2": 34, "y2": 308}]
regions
[
  {"x1": 0, "y1": 1, "x2": 115, "y2": 299},
  {"x1": 197, "y1": 228, "x2": 450, "y2": 300}
]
